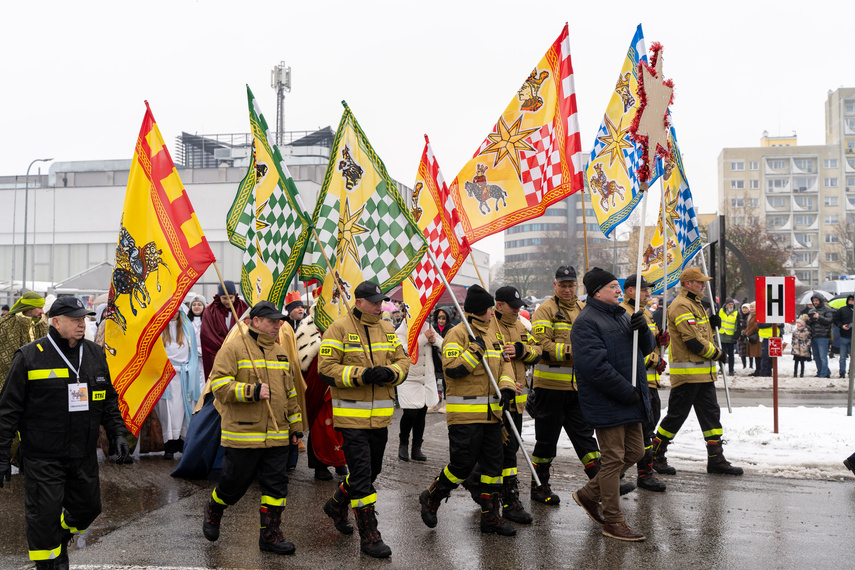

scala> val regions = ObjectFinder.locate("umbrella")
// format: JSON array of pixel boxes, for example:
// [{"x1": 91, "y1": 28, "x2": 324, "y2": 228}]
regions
[{"x1": 796, "y1": 290, "x2": 833, "y2": 305}]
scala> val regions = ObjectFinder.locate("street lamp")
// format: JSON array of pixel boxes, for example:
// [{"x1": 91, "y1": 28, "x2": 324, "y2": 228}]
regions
[{"x1": 23, "y1": 158, "x2": 52, "y2": 293}]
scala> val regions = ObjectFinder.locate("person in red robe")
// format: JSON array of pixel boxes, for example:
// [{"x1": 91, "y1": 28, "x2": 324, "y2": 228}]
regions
[{"x1": 200, "y1": 281, "x2": 249, "y2": 380}]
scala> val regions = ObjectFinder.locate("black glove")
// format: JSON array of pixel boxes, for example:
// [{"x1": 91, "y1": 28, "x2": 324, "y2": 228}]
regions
[
  {"x1": 290, "y1": 431, "x2": 304, "y2": 440},
  {"x1": 375, "y1": 366, "x2": 397, "y2": 385},
  {"x1": 362, "y1": 368, "x2": 381, "y2": 385},
  {"x1": 362, "y1": 367, "x2": 396, "y2": 386},
  {"x1": 656, "y1": 330, "x2": 670, "y2": 347},
  {"x1": 512, "y1": 342, "x2": 524, "y2": 359},
  {"x1": 630, "y1": 311, "x2": 647, "y2": 332},
  {"x1": 113, "y1": 436, "x2": 131, "y2": 465},
  {"x1": 627, "y1": 387, "x2": 641, "y2": 404},
  {"x1": 709, "y1": 314, "x2": 722, "y2": 329},
  {"x1": 500, "y1": 388, "x2": 516, "y2": 412},
  {"x1": 0, "y1": 449, "x2": 10, "y2": 488},
  {"x1": 468, "y1": 335, "x2": 486, "y2": 355},
  {"x1": 655, "y1": 358, "x2": 668, "y2": 374},
  {"x1": 717, "y1": 350, "x2": 729, "y2": 364}
]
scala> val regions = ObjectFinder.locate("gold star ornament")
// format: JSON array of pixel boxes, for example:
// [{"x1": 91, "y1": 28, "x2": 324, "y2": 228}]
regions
[{"x1": 632, "y1": 49, "x2": 673, "y2": 181}]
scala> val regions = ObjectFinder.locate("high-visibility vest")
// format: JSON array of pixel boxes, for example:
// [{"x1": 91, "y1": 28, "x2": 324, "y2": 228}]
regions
[
  {"x1": 718, "y1": 308, "x2": 738, "y2": 337},
  {"x1": 759, "y1": 325, "x2": 774, "y2": 339}
]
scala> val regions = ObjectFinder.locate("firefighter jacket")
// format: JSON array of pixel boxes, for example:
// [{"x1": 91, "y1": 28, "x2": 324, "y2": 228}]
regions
[
  {"x1": 318, "y1": 308, "x2": 409, "y2": 430},
  {"x1": 442, "y1": 314, "x2": 516, "y2": 426},
  {"x1": 210, "y1": 326, "x2": 303, "y2": 449},
  {"x1": 667, "y1": 289, "x2": 723, "y2": 388},
  {"x1": 531, "y1": 295, "x2": 584, "y2": 391},
  {"x1": 620, "y1": 298, "x2": 663, "y2": 389},
  {"x1": 0, "y1": 327, "x2": 126, "y2": 459},
  {"x1": 718, "y1": 307, "x2": 738, "y2": 343},
  {"x1": 488, "y1": 309, "x2": 541, "y2": 413}
]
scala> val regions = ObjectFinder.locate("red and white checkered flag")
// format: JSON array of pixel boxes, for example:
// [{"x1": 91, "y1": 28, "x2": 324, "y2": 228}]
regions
[{"x1": 402, "y1": 137, "x2": 470, "y2": 363}]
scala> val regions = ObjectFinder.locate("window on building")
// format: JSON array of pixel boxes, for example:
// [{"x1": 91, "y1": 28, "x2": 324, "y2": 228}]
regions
[
  {"x1": 825, "y1": 196, "x2": 839, "y2": 206},
  {"x1": 824, "y1": 159, "x2": 839, "y2": 169},
  {"x1": 730, "y1": 180, "x2": 745, "y2": 190},
  {"x1": 768, "y1": 196, "x2": 787, "y2": 208},
  {"x1": 794, "y1": 215, "x2": 816, "y2": 226},
  {"x1": 825, "y1": 178, "x2": 839, "y2": 187},
  {"x1": 795, "y1": 271, "x2": 812, "y2": 282},
  {"x1": 748, "y1": 216, "x2": 760, "y2": 225},
  {"x1": 826, "y1": 234, "x2": 840, "y2": 243},
  {"x1": 794, "y1": 234, "x2": 815, "y2": 248},
  {"x1": 794, "y1": 196, "x2": 815, "y2": 209},
  {"x1": 769, "y1": 234, "x2": 788, "y2": 245},
  {"x1": 731, "y1": 216, "x2": 745, "y2": 226},
  {"x1": 731, "y1": 197, "x2": 744, "y2": 208},
  {"x1": 749, "y1": 198, "x2": 759, "y2": 208},
  {"x1": 767, "y1": 178, "x2": 788, "y2": 192},
  {"x1": 826, "y1": 252, "x2": 840, "y2": 262},
  {"x1": 793, "y1": 176, "x2": 816, "y2": 192},
  {"x1": 826, "y1": 272, "x2": 837, "y2": 281},
  {"x1": 767, "y1": 215, "x2": 788, "y2": 228},
  {"x1": 846, "y1": 118, "x2": 855, "y2": 131},
  {"x1": 791, "y1": 252, "x2": 811, "y2": 263},
  {"x1": 794, "y1": 159, "x2": 816, "y2": 173},
  {"x1": 846, "y1": 101, "x2": 855, "y2": 113},
  {"x1": 847, "y1": 176, "x2": 855, "y2": 191},
  {"x1": 768, "y1": 159, "x2": 787, "y2": 170},
  {"x1": 749, "y1": 180, "x2": 759, "y2": 189},
  {"x1": 586, "y1": 223, "x2": 600, "y2": 232},
  {"x1": 749, "y1": 161, "x2": 759, "y2": 170},
  {"x1": 825, "y1": 215, "x2": 839, "y2": 225},
  {"x1": 730, "y1": 160, "x2": 744, "y2": 171}
]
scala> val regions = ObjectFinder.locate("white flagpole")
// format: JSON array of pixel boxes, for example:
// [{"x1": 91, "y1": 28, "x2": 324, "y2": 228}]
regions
[
  {"x1": 426, "y1": 247, "x2": 541, "y2": 486},
  {"x1": 630, "y1": 188, "x2": 649, "y2": 388},
  {"x1": 660, "y1": 179, "x2": 668, "y2": 348}
]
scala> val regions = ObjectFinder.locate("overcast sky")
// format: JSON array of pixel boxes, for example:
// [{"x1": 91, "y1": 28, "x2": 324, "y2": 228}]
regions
[{"x1": 2, "y1": 0, "x2": 852, "y2": 263}]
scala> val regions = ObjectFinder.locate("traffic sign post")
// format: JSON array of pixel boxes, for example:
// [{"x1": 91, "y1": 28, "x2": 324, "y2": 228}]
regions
[{"x1": 756, "y1": 276, "x2": 795, "y2": 434}]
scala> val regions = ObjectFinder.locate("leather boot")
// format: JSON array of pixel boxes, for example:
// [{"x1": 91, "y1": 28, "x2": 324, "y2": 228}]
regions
[
  {"x1": 585, "y1": 459, "x2": 636, "y2": 495},
  {"x1": 353, "y1": 504, "x2": 391, "y2": 558},
  {"x1": 259, "y1": 505, "x2": 296, "y2": 555},
  {"x1": 572, "y1": 490, "x2": 605, "y2": 526},
  {"x1": 651, "y1": 436, "x2": 677, "y2": 475},
  {"x1": 636, "y1": 451, "x2": 667, "y2": 492},
  {"x1": 501, "y1": 476, "x2": 532, "y2": 524},
  {"x1": 163, "y1": 439, "x2": 175, "y2": 460},
  {"x1": 203, "y1": 497, "x2": 226, "y2": 541},
  {"x1": 419, "y1": 477, "x2": 450, "y2": 528},
  {"x1": 411, "y1": 439, "x2": 427, "y2": 462},
  {"x1": 35, "y1": 562, "x2": 55, "y2": 570},
  {"x1": 398, "y1": 435, "x2": 409, "y2": 462},
  {"x1": 706, "y1": 441, "x2": 744, "y2": 475},
  {"x1": 322, "y1": 482, "x2": 354, "y2": 535},
  {"x1": 479, "y1": 492, "x2": 516, "y2": 536},
  {"x1": 602, "y1": 520, "x2": 646, "y2": 542},
  {"x1": 530, "y1": 461, "x2": 560, "y2": 505}
]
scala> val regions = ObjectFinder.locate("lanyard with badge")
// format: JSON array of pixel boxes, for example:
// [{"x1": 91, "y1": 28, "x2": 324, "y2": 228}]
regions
[{"x1": 47, "y1": 335, "x2": 87, "y2": 412}]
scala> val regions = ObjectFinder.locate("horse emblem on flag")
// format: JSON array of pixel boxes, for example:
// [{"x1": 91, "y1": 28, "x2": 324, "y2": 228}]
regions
[
  {"x1": 589, "y1": 162, "x2": 626, "y2": 211},
  {"x1": 337, "y1": 144, "x2": 363, "y2": 191},
  {"x1": 464, "y1": 164, "x2": 508, "y2": 215}
]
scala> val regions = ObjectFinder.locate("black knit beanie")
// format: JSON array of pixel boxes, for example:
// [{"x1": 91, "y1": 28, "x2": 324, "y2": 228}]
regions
[
  {"x1": 464, "y1": 284, "x2": 494, "y2": 314},
  {"x1": 583, "y1": 267, "x2": 618, "y2": 298}
]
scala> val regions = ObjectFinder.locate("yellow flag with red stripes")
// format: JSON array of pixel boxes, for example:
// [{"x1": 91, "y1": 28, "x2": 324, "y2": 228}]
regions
[{"x1": 104, "y1": 102, "x2": 215, "y2": 435}]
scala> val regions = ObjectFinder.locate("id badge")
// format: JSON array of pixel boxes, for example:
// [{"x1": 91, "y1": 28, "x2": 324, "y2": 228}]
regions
[{"x1": 68, "y1": 383, "x2": 89, "y2": 412}]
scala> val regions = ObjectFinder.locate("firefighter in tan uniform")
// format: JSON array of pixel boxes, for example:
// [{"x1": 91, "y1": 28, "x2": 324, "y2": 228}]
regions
[
  {"x1": 653, "y1": 267, "x2": 743, "y2": 476},
  {"x1": 462, "y1": 285, "x2": 541, "y2": 525},
  {"x1": 318, "y1": 281, "x2": 409, "y2": 559},
  {"x1": 419, "y1": 285, "x2": 518, "y2": 536},
  {"x1": 202, "y1": 301, "x2": 304, "y2": 556},
  {"x1": 530, "y1": 266, "x2": 608, "y2": 504},
  {"x1": 620, "y1": 274, "x2": 668, "y2": 492}
]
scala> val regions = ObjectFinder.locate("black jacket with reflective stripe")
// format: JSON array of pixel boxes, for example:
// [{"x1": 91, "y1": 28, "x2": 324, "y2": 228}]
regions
[{"x1": 0, "y1": 327, "x2": 126, "y2": 458}]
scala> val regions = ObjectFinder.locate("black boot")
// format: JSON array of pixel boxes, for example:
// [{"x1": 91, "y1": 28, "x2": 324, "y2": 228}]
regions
[
  {"x1": 585, "y1": 460, "x2": 635, "y2": 495},
  {"x1": 353, "y1": 504, "x2": 391, "y2": 558},
  {"x1": 163, "y1": 439, "x2": 176, "y2": 460},
  {"x1": 501, "y1": 476, "x2": 532, "y2": 524},
  {"x1": 461, "y1": 470, "x2": 481, "y2": 505},
  {"x1": 706, "y1": 441, "x2": 744, "y2": 475},
  {"x1": 636, "y1": 451, "x2": 667, "y2": 492},
  {"x1": 398, "y1": 436, "x2": 409, "y2": 462},
  {"x1": 530, "y1": 461, "x2": 560, "y2": 505},
  {"x1": 411, "y1": 439, "x2": 427, "y2": 462},
  {"x1": 35, "y1": 562, "x2": 55, "y2": 570},
  {"x1": 322, "y1": 482, "x2": 354, "y2": 535},
  {"x1": 54, "y1": 528, "x2": 73, "y2": 570},
  {"x1": 259, "y1": 505, "x2": 296, "y2": 555},
  {"x1": 314, "y1": 466, "x2": 333, "y2": 480},
  {"x1": 651, "y1": 436, "x2": 677, "y2": 475},
  {"x1": 419, "y1": 477, "x2": 450, "y2": 528},
  {"x1": 479, "y1": 492, "x2": 516, "y2": 536},
  {"x1": 203, "y1": 497, "x2": 226, "y2": 541}
]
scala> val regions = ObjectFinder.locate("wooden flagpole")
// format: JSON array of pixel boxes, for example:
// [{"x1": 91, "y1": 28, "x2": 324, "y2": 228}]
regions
[
  {"x1": 212, "y1": 261, "x2": 280, "y2": 433},
  {"x1": 469, "y1": 253, "x2": 488, "y2": 289}
]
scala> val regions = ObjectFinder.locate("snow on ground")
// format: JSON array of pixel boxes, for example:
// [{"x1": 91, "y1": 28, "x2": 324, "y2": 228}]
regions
[{"x1": 521, "y1": 357, "x2": 855, "y2": 482}]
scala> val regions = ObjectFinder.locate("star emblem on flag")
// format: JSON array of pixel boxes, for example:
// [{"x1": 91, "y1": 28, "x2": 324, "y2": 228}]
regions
[
  {"x1": 336, "y1": 197, "x2": 369, "y2": 265},
  {"x1": 479, "y1": 115, "x2": 538, "y2": 178},
  {"x1": 595, "y1": 115, "x2": 633, "y2": 172}
]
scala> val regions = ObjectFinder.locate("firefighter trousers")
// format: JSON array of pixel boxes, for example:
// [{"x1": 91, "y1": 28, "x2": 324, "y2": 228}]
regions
[
  {"x1": 339, "y1": 427, "x2": 387, "y2": 508},
  {"x1": 214, "y1": 446, "x2": 290, "y2": 507},
  {"x1": 437, "y1": 422, "x2": 503, "y2": 494},
  {"x1": 23, "y1": 454, "x2": 102, "y2": 561},
  {"x1": 531, "y1": 388, "x2": 600, "y2": 465},
  {"x1": 657, "y1": 382, "x2": 723, "y2": 443}
]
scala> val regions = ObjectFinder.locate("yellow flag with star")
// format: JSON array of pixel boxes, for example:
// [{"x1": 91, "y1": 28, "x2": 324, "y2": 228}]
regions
[{"x1": 299, "y1": 102, "x2": 427, "y2": 331}]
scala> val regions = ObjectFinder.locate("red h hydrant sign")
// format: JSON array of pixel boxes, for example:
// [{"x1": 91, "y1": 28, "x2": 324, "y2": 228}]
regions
[{"x1": 768, "y1": 337, "x2": 783, "y2": 357}]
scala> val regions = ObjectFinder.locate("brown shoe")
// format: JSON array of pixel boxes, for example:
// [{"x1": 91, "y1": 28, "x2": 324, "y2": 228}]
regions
[
  {"x1": 602, "y1": 521, "x2": 646, "y2": 542},
  {"x1": 572, "y1": 491, "x2": 605, "y2": 527}
]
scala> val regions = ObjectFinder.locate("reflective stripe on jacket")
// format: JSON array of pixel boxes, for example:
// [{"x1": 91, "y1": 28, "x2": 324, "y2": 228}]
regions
[
  {"x1": 531, "y1": 295, "x2": 583, "y2": 390},
  {"x1": 667, "y1": 289, "x2": 721, "y2": 387},
  {"x1": 488, "y1": 310, "x2": 541, "y2": 412},
  {"x1": 211, "y1": 326, "x2": 302, "y2": 448},
  {"x1": 442, "y1": 316, "x2": 515, "y2": 426},
  {"x1": 318, "y1": 309, "x2": 410, "y2": 429}
]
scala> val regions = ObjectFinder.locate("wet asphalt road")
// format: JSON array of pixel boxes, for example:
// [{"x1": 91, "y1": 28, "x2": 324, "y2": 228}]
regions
[{"x1": 1, "y1": 408, "x2": 853, "y2": 570}]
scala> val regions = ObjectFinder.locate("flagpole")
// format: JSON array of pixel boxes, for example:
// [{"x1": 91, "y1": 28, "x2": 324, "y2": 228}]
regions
[
  {"x1": 425, "y1": 247, "x2": 541, "y2": 486},
  {"x1": 581, "y1": 184, "x2": 590, "y2": 273},
  {"x1": 296, "y1": 195, "x2": 374, "y2": 365},
  {"x1": 697, "y1": 247, "x2": 732, "y2": 412},
  {"x1": 212, "y1": 261, "x2": 281, "y2": 433},
  {"x1": 630, "y1": 186, "x2": 649, "y2": 389},
  {"x1": 469, "y1": 253, "x2": 488, "y2": 289},
  {"x1": 660, "y1": 178, "x2": 668, "y2": 348}
]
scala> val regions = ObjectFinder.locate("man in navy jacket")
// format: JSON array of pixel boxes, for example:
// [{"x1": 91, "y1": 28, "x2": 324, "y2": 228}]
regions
[{"x1": 570, "y1": 268, "x2": 653, "y2": 542}]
